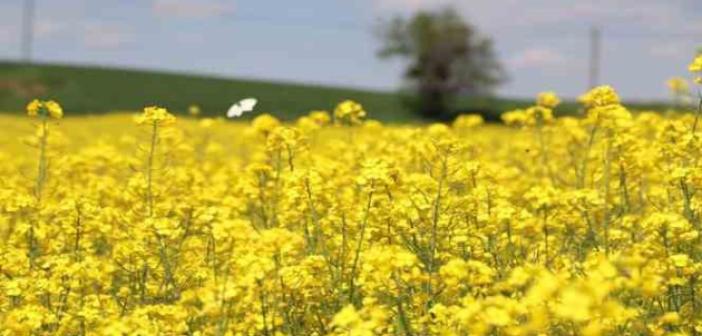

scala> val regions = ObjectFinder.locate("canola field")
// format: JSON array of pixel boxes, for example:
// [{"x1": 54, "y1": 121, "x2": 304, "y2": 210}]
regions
[{"x1": 2, "y1": 66, "x2": 702, "y2": 334}]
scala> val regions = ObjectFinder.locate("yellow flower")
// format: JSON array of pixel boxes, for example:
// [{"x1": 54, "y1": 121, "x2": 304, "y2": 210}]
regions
[
  {"x1": 45, "y1": 100, "x2": 63, "y2": 119},
  {"x1": 26, "y1": 99, "x2": 41, "y2": 117},
  {"x1": 578, "y1": 85, "x2": 620, "y2": 108},
  {"x1": 526, "y1": 106, "x2": 553, "y2": 124},
  {"x1": 266, "y1": 126, "x2": 305, "y2": 153},
  {"x1": 134, "y1": 106, "x2": 176, "y2": 126},
  {"x1": 669, "y1": 254, "x2": 690, "y2": 268},
  {"x1": 556, "y1": 287, "x2": 592, "y2": 322},
  {"x1": 7, "y1": 69, "x2": 702, "y2": 334},
  {"x1": 688, "y1": 55, "x2": 702, "y2": 84},
  {"x1": 309, "y1": 110, "x2": 331, "y2": 125},
  {"x1": 688, "y1": 54, "x2": 702, "y2": 73},
  {"x1": 251, "y1": 113, "x2": 281, "y2": 136},
  {"x1": 666, "y1": 77, "x2": 689, "y2": 95},
  {"x1": 334, "y1": 99, "x2": 366, "y2": 125},
  {"x1": 659, "y1": 311, "x2": 680, "y2": 325},
  {"x1": 484, "y1": 306, "x2": 511, "y2": 327},
  {"x1": 332, "y1": 305, "x2": 360, "y2": 328},
  {"x1": 537, "y1": 91, "x2": 561, "y2": 109},
  {"x1": 26, "y1": 99, "x2": 63, "y2": 119},
  {"x1": 501, "y1": 109, "x2": 528, "y2": 126},
  {"x1": 453, "y1": 114, "x2": 484, "y2": 129}
]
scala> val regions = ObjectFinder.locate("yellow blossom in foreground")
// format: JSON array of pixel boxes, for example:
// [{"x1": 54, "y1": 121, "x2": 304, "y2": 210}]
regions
[{"x1": 3, "y1": 80, "x2": 702, "y2": 335}]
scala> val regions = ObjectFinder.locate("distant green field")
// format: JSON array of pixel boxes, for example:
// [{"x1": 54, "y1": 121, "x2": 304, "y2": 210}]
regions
[{"x1": 0, "y1": 61, "x2": 671, "y2": 122}]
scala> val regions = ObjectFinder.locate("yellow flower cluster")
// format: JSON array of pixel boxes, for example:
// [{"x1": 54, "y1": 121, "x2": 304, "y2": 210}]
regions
[
  {"x1": 579, "y1": 85, "x2": 632, "y2": 128},
  {"x1": 334, "y1": 99, "x2": 366, "y2": 125},
  {"x1": 667, "y1": 77, "x2": 692, "y2": 106},
  {"x1": 26, "y1": 99, "x2": 63, "y2": 119},
  {"x1": 133, "y1": 106, "x2": 177, "y2": 126},
  {"x1": 250, "y1": 113, "x2": 281, "y2": 136},
  {"x1": 3, "y1": 73, "x2": 702, "y2": 334},
  {"x1": 502, "y1": 91, "x2": 559, "y2": 126},
  {"x1": 667, "y1": 76, "x2": 690, "y2": 95},
  {"x1": 536, "y1": 91, "x2": 561, "y2": 109},
  {"x1": 452, "y1": 114, "x2": 484, "y2": 129},
  {"x1": 578, "y1": 85, "x2": 620, "y2": 108},
  {"x1": 689, "y1": 55, "x2": 702, "y2": 84}
]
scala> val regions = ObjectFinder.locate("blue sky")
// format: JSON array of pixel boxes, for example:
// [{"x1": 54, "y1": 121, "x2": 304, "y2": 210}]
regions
[{"x1": 0, "y1": 0, "x2": 700, "y2": 100}]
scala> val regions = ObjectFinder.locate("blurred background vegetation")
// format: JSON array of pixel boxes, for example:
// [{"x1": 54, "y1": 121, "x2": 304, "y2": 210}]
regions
[
  {"x1": 377, "y1": 8, "x2": 506, "y2": 120},
  {"x1": 0, "y1": 5, "x2": 684, "y2": 122},
  {"x1": 0, "y1": 61, "x2": 671, "y2": 122}
]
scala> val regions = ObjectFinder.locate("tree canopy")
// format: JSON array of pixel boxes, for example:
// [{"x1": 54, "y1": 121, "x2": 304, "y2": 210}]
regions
[{"x1": 378, "y1": 8, "x2": 506, "y2": 119}]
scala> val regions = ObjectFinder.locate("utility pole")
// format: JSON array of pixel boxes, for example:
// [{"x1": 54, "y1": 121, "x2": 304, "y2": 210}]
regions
[
  {"x1": 21, "y1": 0, "x2": 36, "y2": 63},
  {"x1": 588, "y1": 26, "x2": 601, "y2": 89}
]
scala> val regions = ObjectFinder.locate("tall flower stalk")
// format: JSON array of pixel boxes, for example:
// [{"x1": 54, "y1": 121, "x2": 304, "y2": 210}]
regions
[
  {"x1": 25, "y1": 99, "x2": 63, "y2": 266},
  {"x1": 134, "y1": 106, "x2": 176, "y2": 217},
  {"x1": 27, "y1": 99, "x2": 63, "y2": 202}
]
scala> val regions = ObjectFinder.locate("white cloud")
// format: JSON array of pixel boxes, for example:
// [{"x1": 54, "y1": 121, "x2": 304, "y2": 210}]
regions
[
  {"x1": 83, "y1": 24, "x2": 132, "y2": 49},
  {"x1": 153, "y1": 0, "x2": 234, "y2": 19},
  {"x1": 508, "y1": 47, "x2": 566, "y2": 69}
]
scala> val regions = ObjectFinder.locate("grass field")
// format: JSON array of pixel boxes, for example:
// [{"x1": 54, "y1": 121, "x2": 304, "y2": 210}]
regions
[
  {"x1": 0, "y1": 61, "x2": 672, "y2": 122},
  {"x1": 0, "y1": 61, "x2": 404, "y2": 121}
]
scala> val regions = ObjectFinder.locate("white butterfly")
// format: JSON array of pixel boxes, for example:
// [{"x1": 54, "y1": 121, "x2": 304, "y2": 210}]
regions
[{"x1": 226, "y1": 98, "x2": 257, "y2": 118}]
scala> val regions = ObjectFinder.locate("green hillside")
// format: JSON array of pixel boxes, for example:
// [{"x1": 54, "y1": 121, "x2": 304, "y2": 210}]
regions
[
  {"x1": 0, "y1": 61, "x2": 671, "y2": 122},
  {"x1": 0, "y1": 62, "x2": 416, "y2": 121}
]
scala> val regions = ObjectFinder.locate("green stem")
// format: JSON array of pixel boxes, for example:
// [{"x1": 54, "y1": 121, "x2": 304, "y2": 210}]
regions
[
  {"x1": 536, "y1": 123, "x2": 555, "y2": 185},
  {"x1": 29, "y1": 115, "x2": 49, "y2": 268},
  {"x1": 543, "y1": 209, "x2": 550, "y2": 268},
  {"x1": 426, "y1": 155, "x2": 447, "y2": 307},
  {"x1": 578, "y1": 125, "x2": 598, "y2": 189},
  {"x1": 348, "y1": 186, "x2": 374, "y2": 305},
  {"x1": 259, "y1": 280, "x2": 271, "y2": 336},
  {"x1": 146, "y1": 121, "x2": 158, "y2": 217},
  {"x1": 35, "y1": 116, "x2": 48, "y2": 201}
]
